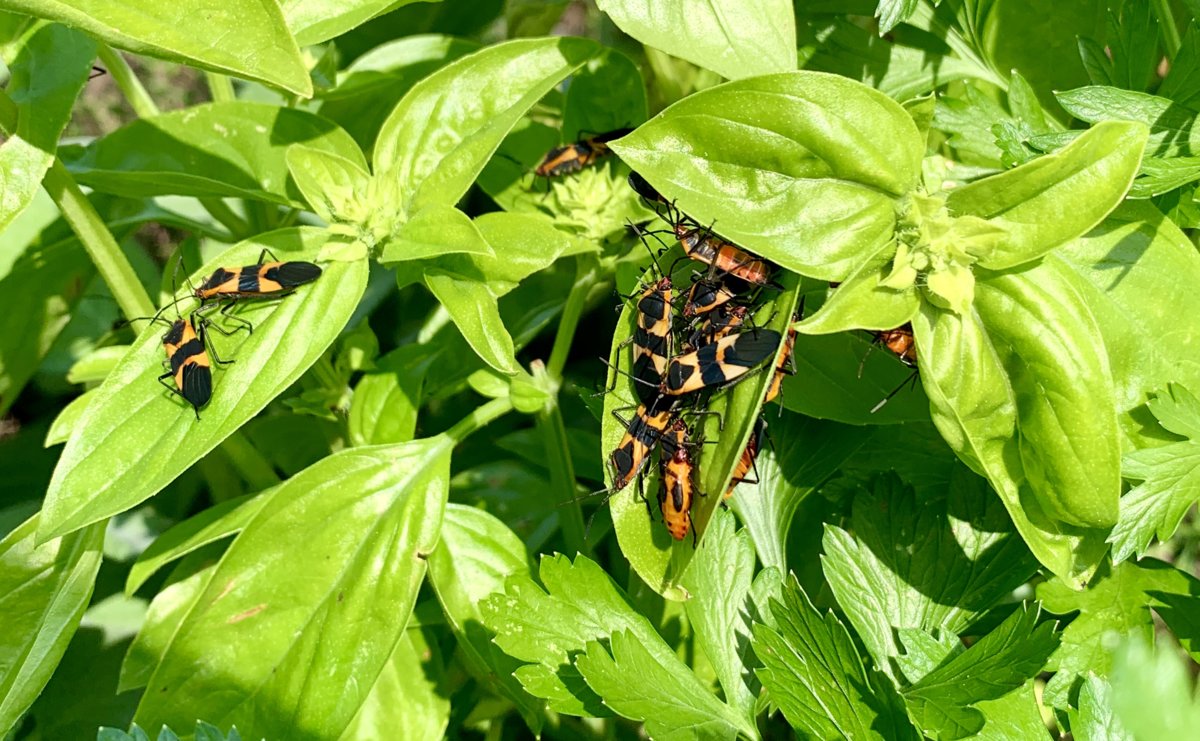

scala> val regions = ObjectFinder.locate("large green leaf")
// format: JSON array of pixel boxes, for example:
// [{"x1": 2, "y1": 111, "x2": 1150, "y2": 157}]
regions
[
  {"x1": 0, "y1": 0, "x2": 310, "y2": 95},
  {"x1": 595, "y1": 0, "x2": 796, "y2": 80},
  {"x1": 426, "y1": 504, "x2": 544, "y2": 734},
  {"x1": 911, "y1": 301, "x2": 1108, "y2": 584},
  {"x1": 281, "y1": 0, "x2": 430, "y2": 46},
  {"x1": 374, "y1": 36, "x2": 597, "y2": 217},
  {"x1": 1056, "y1": 86, "x2": 1200, "y2": 158},
  {"x1": 64, "y1": 103, "x2": 365, "y2": 208},
  {"x1": 0, "y1": 515, "x2": 104, "y2": 736},
  {"x1": 339, "y1": 630, "x2": 450, "y2": 741},
  {"x1": 947, "y1": 121, "x2": 1148, "y2": 269},
  {"x1": 611, "y1": 71, "x2": 922, "y2": 281},
  {"x1": 0, "y1": 23, "x2": 93, "y2": 234},
  {"x1": 134, "y1": 438, "x2": 451, "y2": 738},
  {"x1": 40, "y1": 228, "x2": 368, "y2": 541}
]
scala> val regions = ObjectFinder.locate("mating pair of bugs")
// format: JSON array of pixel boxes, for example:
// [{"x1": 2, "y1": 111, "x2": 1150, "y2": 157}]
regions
[{"x1": 134, "y1": 250, "x2": 322, "y2": 419}]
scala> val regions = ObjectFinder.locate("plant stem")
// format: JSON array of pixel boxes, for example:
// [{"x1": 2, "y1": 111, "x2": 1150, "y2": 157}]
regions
[
  {"x1": 537, "y1": 402, "x2": 589, "y2": 556},
  {"x1": 199, "y1": 198, "x2": 251, "y2": 238},
  {"x1": 218, "y1": 432, "x2": 280, "y2": 490},
  {"x1": 1152, "y1": 0, "x2": 1182, "y2": 58},
  {"x1": 547, "y1": 255, "x2": 600, "y2": 380},
  {"x1": 42, "y1": 160, "x2": 155, "y2": 319},
  {"x1": 445, "y1": 397, "x2": 513, "y2": 443},
  {"x1": 205, "y1": 71, "x2": 237, "y2": 103},
  {"x1": 96, "y1": 44, "x2": 159, "y2": 118}
]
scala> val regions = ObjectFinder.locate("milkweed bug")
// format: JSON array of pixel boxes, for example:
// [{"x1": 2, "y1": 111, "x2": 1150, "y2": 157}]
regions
[
  {"x1": 682, "y1": 274, "x2": 739, "y2": 318},
  {"x1": 186, "y1": 248, "x2": 322, "y2": 332},
  {"x1": 628, "y1": 276, "x2": 674, "y2": 405},
  {"x1": 764, "y1": 327, "x2": 798, "y2": 404},
  {"x1": 684, "y1": 304, "x2": 749, "y2": 351},
  {"x1": 875, "y1": 324, "x2": 917, "y2": 367},
  {"x1": 659, "y1": 417, "x2": 701, "y2": 543},
  {"x1": 664, "y1": 329, "x2": 782, "y2": 396},
  {"x1": 608, "y1": 396, "x2": 677, "y2": 492},
  {"x1": 535, "y1": 127, "x2": 633, "y2": 179},
  {"x1": 725, "y1": 418, "x2": 763, "y2": 499},
  {"x1": 131, "y1": 304, "x2": 240, "y2": 420},
  {"x1": 628, "y1": 171, "x2": 670, "y2": 209}
]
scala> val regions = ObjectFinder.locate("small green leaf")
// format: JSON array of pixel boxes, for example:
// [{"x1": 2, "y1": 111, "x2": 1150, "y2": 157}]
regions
[
  {"x1": 338, "y1": 630, "x2": 450, "y2": 741},
  {"x1": 900, "y1": 606, "x2": 1059, "y2": 739},
  {"x1": 822, "y1": 471, "x2": 1037, "y2": 679},
  {"x1": 134, "y1": 438, "x2": 452, "y2": 739},
  {"x1": 0, "y1": 515, "x2": 104, "y2": 736},
  {"x1": 1068, "y1": 675, "x2": 1134, "y2": 741},
  {"x1": 380, "y1": 204, "x2": 495, "y2": 266},
  {"x1": 612, "y1": 71, "x2": 922, "y2": 280},
  {"x1": 281, "y1": 0, "x2": 428, "y2": 46},
  {"x1": 1037, "y1": 558, "x2": 1199, "y2": 710},
  {"x1": 595, "y1": 0, "x2": 796, "y2": 80},
  {"x1": 796, "y1": 245, "x2": 920, "y2": 334},
  {"x1": 65, "y1": 345, "x2": 129, "y2": 384},
  {"x1": 286, "y1": 145, "x2": 372, "y2": 226},
  {"x1": 125, "y1": 494, "x2": 266, "y2": 596},
  {"x1": 1160, "y1": 21, "x2": 1200, "y2": 108},
  {"x1": 45, "y1": 389, "x2": 99, "y2": 447},
  {"x1": 424, "y1": 272, "x2": 518, "y2": 375},
  {"x1": 348, "y1": 345, "x2": 436, "y2": 448},
  {"x1": 575, "y1": 629, "x2": 753, "y2": 740},
  {"x1": 0, "y1": 0, "x2": 310, "y2": 95},
  {"x1": 753, "y1": 576, "x2": 919, "y2": 740},
  {"x1": 1057, "y1": 86, "x2": 1196, "y2": 158},
  {"x1": 426, "y1": 504, "x2": 544, "y2": 735},
  {"x1": 40, "y1": 228, "x2": 368, "y2": 541},
  {"x1": 947, "y1": 120, "x2": 1148, "y2": 269},
  {"x1": 374, "y1": 37, "x2": 597, "y2": 216},
  {"x1": 64, "y1": 104, "x2": 364, "y2": 207}
]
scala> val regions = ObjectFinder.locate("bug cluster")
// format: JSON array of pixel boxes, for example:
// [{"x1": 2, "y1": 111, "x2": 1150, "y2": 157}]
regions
[
  {"x1": 603, "y1": 171, "x2": 797, "y2": 544},
  {"x1": 134, "y1": 249, "x2": 322, "y2": 419}
]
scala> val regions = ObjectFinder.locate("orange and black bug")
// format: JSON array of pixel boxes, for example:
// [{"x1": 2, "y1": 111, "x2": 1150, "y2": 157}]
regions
[
  {"x1": 682, "y1": 274, "x2": 739, "y2": 318},
  {"x1": 629, "y1": 171, "x2": 671, "y2": 209},
  {"x1": 875, "y1": 324, "x2": 917, "y2": 368},
  {"x1": 725, "y1": 418, "x2": 763, "y2": 499},
  {"x1": 188, "y1": 248, "x2": 322, "y2": 331},
  {"x1": 536, "y1": 127, "x2": 633, "y2": 179},
  {"x1": 608, "y1": 396, "x2": 677, "y2": 492},
  {"x1": 659, "y1": 417, "x2": 701, "y2": 543},
  {"x1": 664, "y1": 329, "x2": 782, "y2": 396},
  {"x1": 764, "y1": 327, "x2": 798, "y2": 404},
  {"x1": 627, "y1": 276, "x2": 675, "y2": 405},
  {"x1": 684, "y1": 303, "x2": 749, "y2": 351},
  {"x1": 132, "y1": 307, "x2": 238, "y2": 420}
]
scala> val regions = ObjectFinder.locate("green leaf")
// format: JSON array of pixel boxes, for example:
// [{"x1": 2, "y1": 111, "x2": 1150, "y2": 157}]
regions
[
  {"x1": 611, "y1": 71, "x2": 922, "y2": 280},
  {"x1": 900, "y1": 606, "x2": 1059, "y2": 739},
  {"x1": 1103, "y1": 0, "x2": 1159, "y2": 92},
  {"x1": 134, "y1": 438, "x2": 452, "y2": 739},
  {"x1": 561, "y1": 47, "x2": 648, "y2": 141},
  {"x1": 0, "y1": 23, "x2": 94, "y2": 233},
  {"x1": 973, "y1": 259, "x2": 1121, "y2": 530},
  {"x1": 424, "y1": 272, "x2": 517, "y2": 375},
  {"x1": 64, "y1": 103, "x2": 364, "y2": 208},
  {"x1": 795, "y1": 246, "x2": 921, "y2": 335},
  {"x1": 732, "y1": 412, "x2": 868, "y2": 573},
  {"x1": 379, "y1": 204, "x2": 495, "y2": 265},
  {"x1": 286, "y1": 145, "x2": 373, "y2": 226},
  {"x1": 1057, "y1": 86, "x2": 1200, "y2": 159},
  {"x1": 753, "y1": 576, "x2": 919, "y2": 740},
  {"x1": 120, "y1": 548, "x2": 219, "y2": 692},
  {"x1": 317, "y1": 35, "x2": 480, "y2": 152},
  {"x1": 947, "y1": 120, "x2": 1148, "y2": 269},
  {"x1": 911, "y1": 301, "x2": 1108, "y2": 583},
  {"x1": 1110, "y1": 634, "x2": 1200, "y2": 737},
  {"x1": 1068, "y1": 675, "x2": 1134, "y2": 741},
  {"x1": 0, "y1": 0, "x2": 310, "y2": 95},
  {"x1": 425, "y1": 504, "x2": 544, "y2": 735},
  {"x1": 0, "y1": 515, "x2": 104, "y2": 736},
  {"x1": 65, "y1": 345, "x2": 129, "y2": 384},
  {"x1": 1036, "y1": 558, "x2": 1200, "y2": 710},
  {"x1": 338, "y1": 630, "x2": 450, "y2": 741},
  {"x1": 1109, "y1": 385, "x2": 1200, "y2": 563},
  {"x1": 1159, "y1": 21, "x2": 1200, "y2": 108},
  {"x1": 678, "y1": 508, "x2": 758, "y2": 723},
  {"x1": 482, "y1": 554, "x2": 689, "y2": 718},
  {"x1": 575, "y1": 628, "x2": 752, "y2": 740},
  {"x1": 40, "y1": 228, "x2": 368, "y2": 541},
  {"x1": 374, "y1": 37, "x2": 597, "y2": 217},
  {"x1": 281, "y1": 0, "x2": 429, "y2": 46},
  {"x1": 594, "y1": 0, "x2": 796, "y2": 80},
  {"x1": 822, "y1": 471, "x2": 1037, "y2": 679},
  {"x1": 125, "y1": 493, "x2": 266, "y2": 596},
  {"x1": 876, "y1": 0, "x2": 919, "y2": 34},
  {"x1": 348, "y1": 345, "x2": 436, "y2": 447}
]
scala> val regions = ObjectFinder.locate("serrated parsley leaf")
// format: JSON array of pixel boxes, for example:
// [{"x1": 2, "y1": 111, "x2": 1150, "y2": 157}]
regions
[{"x1": 1111, "y1": 384, "x2": 1200, "y2": 563}]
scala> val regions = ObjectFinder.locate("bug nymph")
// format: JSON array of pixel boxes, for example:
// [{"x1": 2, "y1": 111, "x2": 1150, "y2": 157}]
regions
[
  {"x1": 764, "y1": 327, "x2": 798, "y2": 404},
  {"x1": 664, "y1": 329, "x2": 783, "y2": 396},
  {"x1": 607, "y1": 397, "x2": 677, "y2": 492},
  {"x1": 658, "y1": 417, "x2": 701, "y2": 543},
  {"x1": 725, "y1": 417, "x2": 764, "y2": 500}
]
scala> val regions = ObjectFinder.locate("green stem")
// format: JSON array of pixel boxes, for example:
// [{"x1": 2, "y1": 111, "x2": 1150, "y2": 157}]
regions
[
  {"x1": 547, "y1": 255, "x2": 600, "y2": 380},
  {"x1": 199, "y1": 198, "x2": 250, "y2": 237},
  {"x1": 445, "y1": 397, "x2": 513, "y2": 443},
  {"x1": 42, "y1": 160, "x2": 155, "y2": 319},
  {"x1": 205, "y1": 71, "x2": 237, "y2": 103},
  {"x1": 1152, "y1": 0, "x2": 1182, "y2": 58},
  {"x1": 538, "y1": 402, "x2": 589, "y2": 556},
  {"x1": 218, "y1": 432, "x2": 280, "y2": 490},
  {"x1": 96, "y1": 44, "x2": 159, "y2": 118}
]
